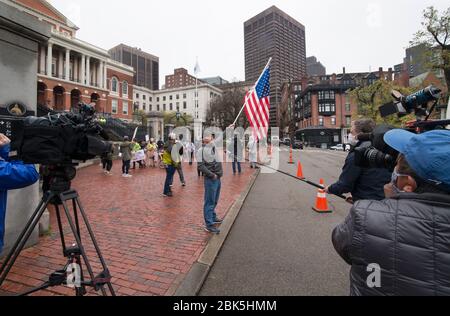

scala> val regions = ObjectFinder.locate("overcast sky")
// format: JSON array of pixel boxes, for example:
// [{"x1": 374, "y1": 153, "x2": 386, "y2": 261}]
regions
[{"x1": 48, "y1": 0, "x2": 448, "y2": 87}]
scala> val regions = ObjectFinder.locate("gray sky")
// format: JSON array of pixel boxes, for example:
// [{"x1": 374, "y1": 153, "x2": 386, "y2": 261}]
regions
[{"x1": 48, "y1": 0, "x2": 448, "y2": 87}]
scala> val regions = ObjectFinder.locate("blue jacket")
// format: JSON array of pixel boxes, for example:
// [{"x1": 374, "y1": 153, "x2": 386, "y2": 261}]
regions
[
  {"x1": 328, "y1": 145, "x2": 392, "y2": 202},
  {"x1": 0, "y1": 145, "x2": 39, "y2": 253}
]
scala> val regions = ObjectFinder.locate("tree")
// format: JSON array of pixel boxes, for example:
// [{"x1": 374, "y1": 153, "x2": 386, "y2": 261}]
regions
[
  {"x1": 133, "y1": 109, "x2": 148, "y2": 126},
  {"x1": 205, "y1": 84, "x2": 249, "y2": 130},
  {"x1": 412, "y1": 6, "x2": 450, "y2": 95},
  {"x1": 350, "y1": 80, "x2": 415, "y2": 127}
]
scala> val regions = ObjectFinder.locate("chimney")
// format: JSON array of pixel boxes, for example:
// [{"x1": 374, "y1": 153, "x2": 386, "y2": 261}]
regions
[
  {"x1": 388, "y1": 68, "x2": 393, "y2": 81},
  {"x1": 343, "y1": 67, "x2": 346, "y2": 75},
  {"x1": 331, "y1": 73, "x2": 337, "y2": 83},
  {"x1": 378, "y1": 67, "x2": 383, "y2": 79}
]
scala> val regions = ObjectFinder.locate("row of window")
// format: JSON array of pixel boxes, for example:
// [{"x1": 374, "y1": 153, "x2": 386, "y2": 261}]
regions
[
  {"x1": 111, "y1": 77, "x2": 128, "y2": 96},
  {"x1": 135, "y1": 93, "x2": 188, "y2": 102},
  {"x1": 137, "y1": 101, "x2": 188, "y2": 112},
  {"x1": 111, "y1": 99, "x2": 128, "y2": 115}
]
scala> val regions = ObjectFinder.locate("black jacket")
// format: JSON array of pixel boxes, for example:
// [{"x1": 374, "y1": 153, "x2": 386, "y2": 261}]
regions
[
  {"x1": 332, "y1": 192, "x2": 450, "y2": 296},
  {"x1": 328, "y1": 144, "x2": 391, "y2": 201},
  {"x1": 197, "y1": 145, "x2": 223, "y2": 179}
]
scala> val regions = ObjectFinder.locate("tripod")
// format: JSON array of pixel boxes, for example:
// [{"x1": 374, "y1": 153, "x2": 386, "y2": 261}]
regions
[{"x1": 0, "y1": 166, "x2": 115, "y2": 296}]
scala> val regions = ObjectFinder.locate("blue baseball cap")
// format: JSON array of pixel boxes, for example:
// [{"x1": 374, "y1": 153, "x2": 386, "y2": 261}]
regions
[{"x1": 384, "y1": 129, "x2": 450, "y2": 192}]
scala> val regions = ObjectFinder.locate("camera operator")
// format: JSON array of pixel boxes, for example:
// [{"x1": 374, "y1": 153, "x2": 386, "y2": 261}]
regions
[
  {"x1": 0, "y1": 133, "x2": 40, "y2": 254},
  {"x1": 332, "y1": 129, "x2": 450, "y2": 296},
  {"x1": 325, "y1": 119, "x2": 391, "y2": 202}
]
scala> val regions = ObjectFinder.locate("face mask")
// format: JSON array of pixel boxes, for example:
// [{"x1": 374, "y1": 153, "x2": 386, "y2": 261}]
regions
[
  {"x1": 391, "y1": 169, "x2": 409, "y2": 194},
  {"x1": 348, "y1": 134, "x2": 358, "y2": 146}
]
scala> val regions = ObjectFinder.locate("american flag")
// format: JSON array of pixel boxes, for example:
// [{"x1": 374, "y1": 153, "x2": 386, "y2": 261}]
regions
[{"x1": 244, "y1": 63, "x2": 271, "y2": 141}]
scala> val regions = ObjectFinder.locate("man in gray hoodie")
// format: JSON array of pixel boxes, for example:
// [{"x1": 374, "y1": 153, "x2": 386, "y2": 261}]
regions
[{"x1": 197, "y1": 136, "x2": 224, "y2": 234}]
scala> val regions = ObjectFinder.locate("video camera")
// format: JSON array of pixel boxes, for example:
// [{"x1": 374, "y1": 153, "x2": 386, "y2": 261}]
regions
[
  {"x1": 0, "y1": 102, "x2": 111, "y2": 165},
  {"x1": 355, "y1": 85, "x2": 450, "y2": 170}
]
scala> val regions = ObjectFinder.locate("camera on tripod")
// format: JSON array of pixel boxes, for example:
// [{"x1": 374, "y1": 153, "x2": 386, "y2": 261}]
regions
[
  {"x1": 355, "y1": 85, "x2": 450, "y2": 170},
  {"x1": 5, "y1": 102, "x2": 111, "y2": 165}
]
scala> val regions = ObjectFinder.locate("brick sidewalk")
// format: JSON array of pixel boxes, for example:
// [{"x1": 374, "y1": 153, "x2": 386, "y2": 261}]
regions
[{"x1": 0, "y1": 161, "x2": 256, "y2": 296}]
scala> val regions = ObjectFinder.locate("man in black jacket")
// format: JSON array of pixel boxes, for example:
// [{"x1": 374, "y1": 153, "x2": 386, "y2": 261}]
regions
[
  {"x1": 326, "y1": 119, "x2": 391, "y2": 201},
  {"x1": 332, "y1": 129, "x2": 450, "y2": 296}
]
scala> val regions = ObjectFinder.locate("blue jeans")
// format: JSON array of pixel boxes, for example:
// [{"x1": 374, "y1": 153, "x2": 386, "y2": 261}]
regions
[
  {"x1": 232, "y1": 157, "x2": 242, "y2": 174},
  {"x1": 164, "y1": 165, "x2": 176, "y2": 194},
  {"x1": 203, "y1": 177, "x2": 221, "y2": 227}
]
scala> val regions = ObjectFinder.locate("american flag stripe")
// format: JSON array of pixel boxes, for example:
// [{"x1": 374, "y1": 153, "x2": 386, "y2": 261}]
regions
[{"x1": 243, "y1": 62, "x2": 271, "y2": 141}]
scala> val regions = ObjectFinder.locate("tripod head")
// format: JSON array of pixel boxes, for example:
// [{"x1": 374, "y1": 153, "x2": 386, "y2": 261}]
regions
[{"x1": 41, "y1": 163, "x2": 78, "y2": 195}]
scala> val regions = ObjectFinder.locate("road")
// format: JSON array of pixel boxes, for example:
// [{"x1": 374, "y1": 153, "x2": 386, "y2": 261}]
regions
[{"x1": 199, "y1": 148, "x2": 352, "y2": 296}]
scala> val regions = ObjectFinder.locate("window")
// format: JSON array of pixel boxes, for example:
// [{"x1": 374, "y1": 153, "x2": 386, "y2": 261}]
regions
[
  {"x1": 183, "y1": 94, "x2": 187, "y2": 99},
  {"x1": 346, "y1": 103, "x2": 351, "y2": 112},
  {"x1": 150, "y1": 97, "x2": 152, "y2": 102},
  {"x1": 170, "y1": 103, "x2": 173, "y2": 111},
  {"x1": 136, "y1": 93, "x2": 139, "y2": 99},
  {"x1": 143, "y1": 103, "x2": 146, "y2": 111},
  {"x1": 331, "y1": 117, "x2": 336, "y2": 125},
  {"x1": 143, "y1": 95, "x2": 146, "y2": 100},
  {"x1": 111, "y1": 99, "x2": 118, "y2": 114},
  {"x1": 319, "y1": 117, "x2": 324, "y2": 126},
  {"x1": 163, "y1": 96, "x2": 166, "y2": 101},
  {"x1": 176, "y1": 94, "x2": 180, "y2": 100},
  {"x1": 346, "y1": 116, "x2": 352, "y2": 127},
  {"x1": 157, "y1": 97, "x2": 160, "y2": 102},
  {"x1": 183, "y1": 101, "x2": 187, "y2": 109},
  {"x1": 122, "y1": 81, "x2": 128, "y2": 96},
  {"x1": 111, "y1": 77, "x2": 119, "y2": 93},
  {"x1": 163, "y1": 104, "x2": 166, "y2": 111},
  {"x1": 157, "y1": 104, "x2": 160, "y2": 111},
  {"x1": 123, "y1": 101, "x2": 129, "y2": 115}
]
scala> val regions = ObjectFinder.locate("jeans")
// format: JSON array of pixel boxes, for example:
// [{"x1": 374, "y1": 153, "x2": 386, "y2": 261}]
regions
[
  {"x1": 102, "y1": 159, "x2": 113, "y2": 172},
  {"x1": 203, "y1": 177, "x2": 221, "y2": 227},
  {"x1": 176, "y1": 164, "x2": 185, "y2": 184},
  {"x1": 122, "y1": 160, "x2": 130, "y2": 174},
  {"x1": 232, "y1": 157, "x2": 242, "y2": 174},
  {"x1": 164, "y1": 165, "x2": 176, "y2": 195}
]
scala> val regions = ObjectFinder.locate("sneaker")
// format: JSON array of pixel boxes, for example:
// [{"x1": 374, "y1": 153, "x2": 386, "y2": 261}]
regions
[
  {"x1": 125, "y1": 174, "x2": 133, "y2": 178},
  {"x1": 204, "y1": 226, "x2": 220, "y2": 234},
  {"x1": 182, "y1": 182, "x2": 186, "y2": 187},
  {"x1": 162, "y1": 192, "x2": 173, "y2": 197},
  {"x1": 213, "y1": 218, "x2": 223, "y2": 224},
  {"x1": 122, "y1": 174, "x2": 127, "y2": 177}
]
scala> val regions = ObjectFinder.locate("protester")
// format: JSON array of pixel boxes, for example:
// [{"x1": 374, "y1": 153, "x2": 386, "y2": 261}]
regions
[
  {"x1": 228, "y1": 134, "x2": 244, "y2": 175},
  {"x1": 248, "y1": 135, "x2": 259, "y2": 169},
  {"x1": 325, "y1": 119, "x2": 391, "y2": 202},
  {"x1": 187, "y1": 140, "x2": 196, "y2": 166},
  {"x1": 147, "y1": 139, "x2": 157, "y2": 168},
  {"x1": 131, "y1": 141, "x2": 145, "y2": 170},
  {"x1": 0, "y1": 133, "x2": 40, "y2": 253},
  {"x1": 101, "y1": 142, "x2": 114, "y2": 175},
  {"x1": 332, "y1": 129, "x2": 450, "y2": 296},
  {"x1": 162, "y1": 134, "x2": 179, "y2": 197},
  {"x1": 195, "y1": 139, "x2": 204, "y2": 177},
  {"x1": 172, "y1": 138, "x2": 186, "y2": 187},
  {"x1": 120, "y1": 136, "x2": 133, "y2": 178},
  {"x1": 197, "y1": 135, "x2": 224, "y2": 234}
]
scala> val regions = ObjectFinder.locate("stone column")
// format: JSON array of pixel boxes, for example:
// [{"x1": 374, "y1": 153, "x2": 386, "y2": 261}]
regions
[
  {"x1": 74, "y1": 56, "x2": 79, "y2": 82},
  {"x1": 46, "y1": 43, "x2": 53, "y2": 76},
  {"x1": 103, "y1": 61, "x2": 107, "y2": 89},
  {"x1": 65, "y1": 48, "x2": 70, "y2": 81},
  {"x1": 39, "y1": 44, "x2": 45, "y2": 74},
  {"x1": 86, "y1": 56, "x2": 91, "y2": 86},
  {"x1": 98, "y1": 62, "x2": 103, "y2": 89},
  {"x1": 58, "y1": 50, "x2": 64, "y2": 78},
  {"x1": 81, "y1": 55, "x2": 86, "y2": 85}
]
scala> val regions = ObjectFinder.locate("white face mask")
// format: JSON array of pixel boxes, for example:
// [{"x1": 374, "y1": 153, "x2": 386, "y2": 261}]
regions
[{"x1": 348, "y1": 133, "x2": 358, "y2": 146}]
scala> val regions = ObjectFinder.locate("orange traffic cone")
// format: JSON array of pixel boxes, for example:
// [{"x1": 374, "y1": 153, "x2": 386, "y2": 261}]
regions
[
  {"x1": 313, "y1": 179, "x2": 332, "y2": 213},
  {"x1": 288, "y1": 146, "x2": 294, "y2": 164},
  {"x1": 296, "y1": 162, "x2": 305, "y2": 179}
]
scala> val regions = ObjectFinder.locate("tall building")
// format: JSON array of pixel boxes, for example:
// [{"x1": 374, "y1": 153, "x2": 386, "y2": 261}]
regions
[
  {"x1": 244, "y1": 5, "x2": 306, "y2": 126},
  {"x1": 109, "y1": 44, "x2": 159, "y2": 91},
  {"x1": 306, "y1": 56, "x2": 326, "y2": 77}
]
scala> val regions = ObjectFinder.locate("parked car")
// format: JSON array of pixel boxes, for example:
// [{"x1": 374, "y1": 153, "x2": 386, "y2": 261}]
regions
[
  {"x1": 282, "y1": 138, "x2": 291, "y2": 146},
  {"x1": 271, "y1": 136, "x2": 280, "y2": 144},
  {"x1": 293, "y1": 140, "x2": 304, "y2": 150},
  {"x1": 330, "y1": 144, "x2": 350, "y2": 152}
]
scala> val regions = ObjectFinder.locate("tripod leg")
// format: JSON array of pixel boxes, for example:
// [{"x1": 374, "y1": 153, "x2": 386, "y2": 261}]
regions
[
  {"x1": 54, "y1": 205, "x2": 67, "y2": 255},
  {"x1": 59, "y1": 198, "x2": 108, "y2": 296},
  {"x1": 73, "y1": 197, "x2": 116, "y2": 296},
  {"x1": 0, "y1": 193, "x2": 52, "y2": 286}
]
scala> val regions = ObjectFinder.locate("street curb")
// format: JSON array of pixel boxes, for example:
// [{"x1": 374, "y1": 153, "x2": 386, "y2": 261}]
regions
[{"x1": 174, "y1": 169, "x2": 260, "y2": 296}]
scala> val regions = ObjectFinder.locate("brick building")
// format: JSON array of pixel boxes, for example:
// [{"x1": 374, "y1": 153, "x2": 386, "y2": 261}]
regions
[
  {"x1": 165, "y1": 68, "x2": 201, "y2": 89},
  {"x1": 7, "y1": 0, "x2": 134, "y2": 120},
  {"x1": 294, "y1": 68, "x2": 393, "y2": 148}
]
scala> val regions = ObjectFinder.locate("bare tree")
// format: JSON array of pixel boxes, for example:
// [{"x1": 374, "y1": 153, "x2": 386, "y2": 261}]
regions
[{"x1": 206, "y1": 84, "x2": 250, "y2": 130}]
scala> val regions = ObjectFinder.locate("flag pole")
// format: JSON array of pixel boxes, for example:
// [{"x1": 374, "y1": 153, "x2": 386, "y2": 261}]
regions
[{"x1": 231, "y1": 57, "x2": 272, "y2": 126}]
